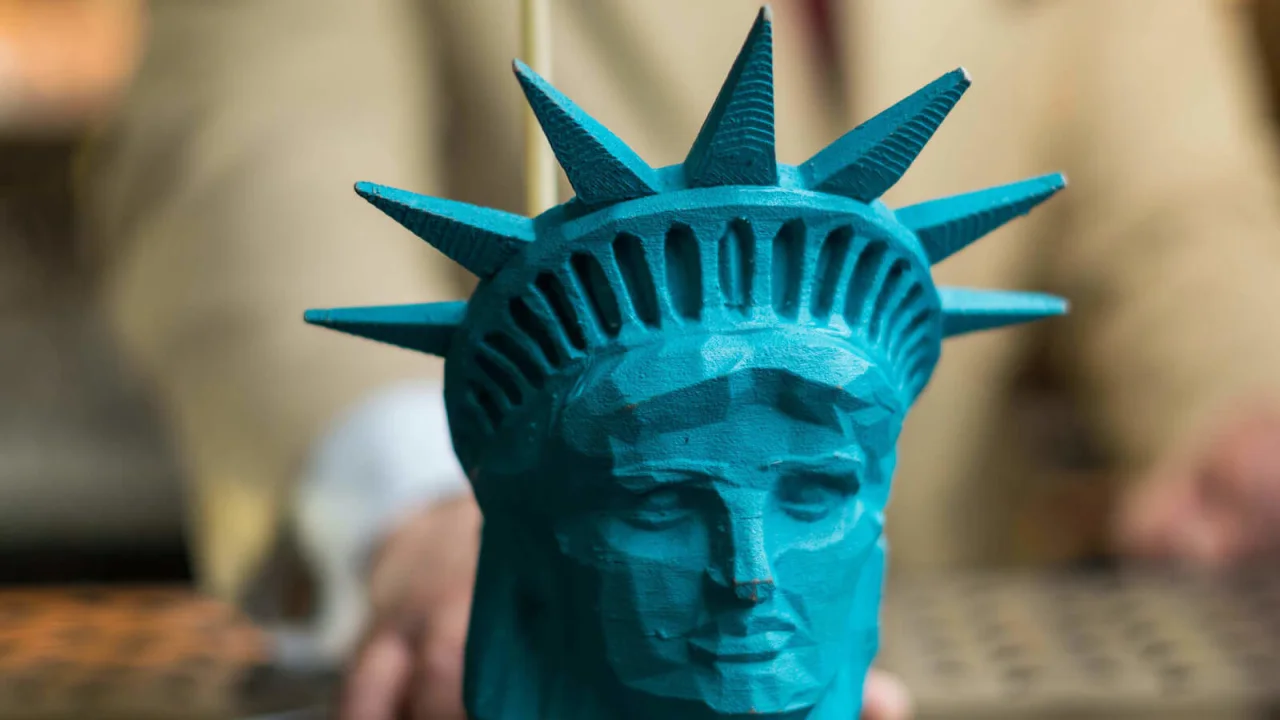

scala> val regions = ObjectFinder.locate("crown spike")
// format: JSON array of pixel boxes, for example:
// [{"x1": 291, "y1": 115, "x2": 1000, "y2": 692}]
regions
[
  {"x1": 898, "y1": 173, "x2": 1066, "y2": 265},
  {"x1": 356, "y1": 182, "x2": 534, "y2": 278},
  {"x1": 304, "y1": 302, "x2": 467, "y2": 357},
  {"x1": 684, "y1": 6, "x2": 777, "y2": 188},
  {"x1": 939, "y1": 287, "x2": 1067, "y2": 338},
  {"x1": 513, "y1": 60, "x2": 662, "y2": 207},
  {"x1": 801, "y1": 68, "x2": 971, "y2": 201}
]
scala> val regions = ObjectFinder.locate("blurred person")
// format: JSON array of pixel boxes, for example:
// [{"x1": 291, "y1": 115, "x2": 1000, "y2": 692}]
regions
[
  {"x1": 0, "y1": 0, "x2": 141, "y2": 130},
  {"x1": 77, "y1": 0, "x2": 1280, "y2": 718},
  {"x1": 1113, "y1": 0, "x2": 1280, "y2": 568}
]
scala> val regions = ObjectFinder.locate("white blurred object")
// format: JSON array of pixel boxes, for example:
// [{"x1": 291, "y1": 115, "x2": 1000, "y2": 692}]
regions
[{"x1": 284, "y1": 380, "x2": 468, "y2": 666}]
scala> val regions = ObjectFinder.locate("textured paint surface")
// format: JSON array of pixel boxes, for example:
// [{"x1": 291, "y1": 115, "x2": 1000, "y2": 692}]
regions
[
  {"x1": 304, "y1": 301, "x2": 467, "y2": 357},
  {"x1": 354, "y1": 183, "x2": 536, "y2": 278},
  {"x1": 305, "y1": 6, "x2": 1067, "y2": 718},
  {"x1": 684, "y1": 7, "x2": 778, "y2": 188},
  {"x1": 513, "y1": 59, "x2": 661, "y2": 207},
  {"x1": 800, "y1": 69, "x2": 971, "y2": 203},
  {"x1": 895, "y1": 173, "x2": 1066, "y2": 264}
]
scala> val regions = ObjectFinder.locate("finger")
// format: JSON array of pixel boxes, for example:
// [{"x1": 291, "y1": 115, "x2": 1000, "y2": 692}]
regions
[
  {"x1": 1113, "y1": 465, "x2": 1198, "y2": 560},
  {"x1": 862, "y1": 668, "x2": 913, "y2": 720},
  {"x1": 411, "y1": 592, "x2": 473, "y2": 719},
  {"x1": 338, "y1": 630, "x2": 414, "y2": 720},
  {"x1": 1205, "y1": 418, "x2": 1280, "y2": 560}
]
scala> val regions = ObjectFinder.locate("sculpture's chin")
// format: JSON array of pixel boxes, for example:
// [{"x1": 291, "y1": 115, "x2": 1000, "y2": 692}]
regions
[{"x1": 615, "y1": 649, "x2": 833, "y2": 718}]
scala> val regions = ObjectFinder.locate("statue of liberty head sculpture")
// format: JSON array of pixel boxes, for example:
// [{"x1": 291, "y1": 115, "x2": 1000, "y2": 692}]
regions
[{"x1": 305, "y1": 7, "x2": 1067, "y2": 719}]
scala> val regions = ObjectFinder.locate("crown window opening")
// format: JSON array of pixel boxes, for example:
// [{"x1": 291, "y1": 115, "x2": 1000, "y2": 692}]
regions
[
  {"x1": 535, "y1": 272, "x2": 588, "y2": 351},
  {"x1": 811, "y1": 226, "x2": 854, "y2": 322},
  {"x1": 510, "y1": 296, "x2": 564, "y2": 369},
  {"x1": 485, "y1": 331, "x2": 547, "y2": 390},
  {"x1": 843, "y1": 240, "x2": 887, "y2": 329},
  {"x1": 905, "y1": 349, "x2": 937, "y2": 392},
  {"x1": 475, "y1": 351, "x2": 525, "y2": 407},
  {"x1": 887, "y1": 287, "x2": 927, "y2": 357},
  {"x1": 664, "y1": 224, "x2": 704, "y2": 322},
  {"x1": 470, "y1": 382, "x2": 504, "y2": 431},
  {"x1": 719, "y1": 219, "x2": 755, "y2": 314},
  {"x1": 771, "y1": 220, "x2": 807, "y2": 320},
  {"x1": 613, "y1": 232, "x2": 661, "y2": 328},
  {"x1": 571, "y1": 253, "x2": 623, "y2": 338},
  {"x1": 870, "y1": 260, "x2": 911, "y2": 340},
  {"x1": 900, "y1": 312, "x2": 937, "y2": 365}
]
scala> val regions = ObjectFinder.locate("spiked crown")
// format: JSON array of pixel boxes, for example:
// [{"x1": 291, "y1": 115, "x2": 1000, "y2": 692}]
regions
[{"x1": 305, "y1": 8, "x2": 1067, "y2": 474}]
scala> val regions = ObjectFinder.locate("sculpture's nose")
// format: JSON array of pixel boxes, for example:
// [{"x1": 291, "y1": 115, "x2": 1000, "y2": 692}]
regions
[
  {"x1": 733, "y1": 577, "x2": 775, "y2": 604},
  {"x1": 714, "y1": 512, "x2": 775, "y2": 605}
]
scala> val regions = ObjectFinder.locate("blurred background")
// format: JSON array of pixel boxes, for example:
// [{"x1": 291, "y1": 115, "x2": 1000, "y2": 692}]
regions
[
  {"x1": 0, "y1": 0, "x2": 178, "y2": 584},
  {"x1": 2, "y1": 0, "x2": 1280, "y2": 718}
]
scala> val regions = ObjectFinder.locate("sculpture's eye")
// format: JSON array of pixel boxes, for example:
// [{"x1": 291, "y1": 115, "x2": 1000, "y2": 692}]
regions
[
  {"x1": 625, "y1": 487, "x2": 693, "y2": 530},
  {"x1": 777, "y1": 475, "x2": 856, "y2": 522}
]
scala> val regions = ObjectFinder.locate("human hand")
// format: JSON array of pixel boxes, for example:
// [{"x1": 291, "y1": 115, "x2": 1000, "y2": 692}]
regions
[
  {"x1": 337, "y1": 493, "x2": 914, "y2": 719},
  {"x1": 339, "y1": 493, "x2": 481, "y2": 720},
  {"x1": 862, "y1": 670, "x2": 914, "y2": 719},
  {"x1": 1115, "y1": 404, "x2": 1280, "y2": 568}
]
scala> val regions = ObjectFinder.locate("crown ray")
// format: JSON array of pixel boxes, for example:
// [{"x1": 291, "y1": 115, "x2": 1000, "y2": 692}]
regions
[
  {"x1": 684, "y1": 6, "x2": 777, "y2": 188},
  {"x1": 303, "y1": 301, "x2": 467, "y2": 357},
  {"x1": 939, "y1": 287, "x2": 1067, "y2": 338},
  {"x1": 801, "y1": 69, "x2": 970, "y2": 201},
  {"x1": 356, "y1": 182, "x2": 534, "y2": 278},
  {"x1": 897, "y1": 173, "x2": 1066, "y2": 265},
  {"x1": 513, "y1": 60, "x2": 662, "y2": 207}
]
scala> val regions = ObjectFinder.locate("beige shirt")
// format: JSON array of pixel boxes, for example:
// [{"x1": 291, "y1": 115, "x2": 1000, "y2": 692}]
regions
[{"x1": 84, "y1": 0, "x2": 1280, "y2": 601}]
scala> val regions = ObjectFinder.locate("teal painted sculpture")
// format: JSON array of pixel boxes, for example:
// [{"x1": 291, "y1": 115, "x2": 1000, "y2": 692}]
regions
[{"x1": 305, "y1": 7, "x2": 1067, "y2": 719}]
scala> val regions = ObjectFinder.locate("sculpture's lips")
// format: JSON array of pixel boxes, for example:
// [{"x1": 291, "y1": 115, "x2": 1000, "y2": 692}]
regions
[{"x1": 688, "y1": 616, "x2": 797, "y2": 663}]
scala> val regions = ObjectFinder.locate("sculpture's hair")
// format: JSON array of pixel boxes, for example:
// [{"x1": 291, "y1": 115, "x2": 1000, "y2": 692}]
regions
[{"x1": 303, "y1": 6, "x2": 1069, "y2": 478}]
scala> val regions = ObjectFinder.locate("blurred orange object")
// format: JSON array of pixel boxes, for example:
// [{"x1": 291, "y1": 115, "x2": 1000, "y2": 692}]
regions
[
  {"x1": 0, "y1": 586, "x2": 270, "y2": 717},
  {"x1": 0, "y1": 0, "x2": 143, "y2": 133}
]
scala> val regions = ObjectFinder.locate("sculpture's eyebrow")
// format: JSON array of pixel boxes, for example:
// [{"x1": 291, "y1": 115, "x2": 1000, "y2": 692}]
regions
[
  {"x1": 611, "y1": 459, "x2": 728, "y2": 493},
  {"x1": 762, "y1": 451, "x2": 864, "y2": 476}
]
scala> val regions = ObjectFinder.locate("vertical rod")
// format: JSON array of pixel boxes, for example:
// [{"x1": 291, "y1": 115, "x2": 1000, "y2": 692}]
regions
[{"x1": 521, "y1": 0, "x2": 557, "y2": 216}]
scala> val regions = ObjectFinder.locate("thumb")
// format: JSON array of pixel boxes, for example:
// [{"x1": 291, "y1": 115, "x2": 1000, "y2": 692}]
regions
[
  {"x1": 862, "y1": 669, "x2": 912, "y2": 720},
  {"x1": 411, "y1": 589, "x2": 473, "y2": 719},
  {"x1": 1113, "y1": 450, "x2": 1201, "y2": 562},
  {"x1": 338, "y1": 629, "x2": 413, "y2": 720}
]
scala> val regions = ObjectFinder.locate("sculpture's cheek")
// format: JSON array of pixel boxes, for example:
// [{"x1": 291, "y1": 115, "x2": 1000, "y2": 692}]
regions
[
  {"x1": 553, "y1": 514, "x2": 702, "y2": 686},
  {"x1": 771, "y1": 504, "x2": 883, "y2": 676},
  {"x1": 593, "y1": 555, "x2": 708, "y2": 698}
]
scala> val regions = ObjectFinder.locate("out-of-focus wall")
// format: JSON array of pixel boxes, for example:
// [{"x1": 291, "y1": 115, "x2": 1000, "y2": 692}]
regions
[
  {"x1": 1252, "y1": 0, "x2": 1280, "y2": 120},
  {"x1": 8, "y1": 0, "x2": 1280, "y2": 580},
  {"x1": 0, "y1": 1, "x2": 184, "y2": 581}
]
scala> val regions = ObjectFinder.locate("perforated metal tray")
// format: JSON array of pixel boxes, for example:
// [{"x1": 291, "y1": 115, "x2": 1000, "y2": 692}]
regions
[{"x1": 877, "y1": 569, "x2": 1280, "y2": 719}]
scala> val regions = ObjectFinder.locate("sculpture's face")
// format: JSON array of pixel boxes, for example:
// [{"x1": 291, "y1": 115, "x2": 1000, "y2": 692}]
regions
[{"x1": 551, "y1": 338, "x2": 899, "y2": 716}]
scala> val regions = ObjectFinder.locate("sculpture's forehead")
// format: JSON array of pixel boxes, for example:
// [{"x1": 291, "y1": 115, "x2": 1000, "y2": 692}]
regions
[
  {"x1": 596, "y1": 332, "x2": 892, "y2": 405},
  {"x1": 557, "y1": 332, "x2": 903, "y2": 456},
  {"x1": 607, "y1": 401, "x2": 874, "y2": 460}
]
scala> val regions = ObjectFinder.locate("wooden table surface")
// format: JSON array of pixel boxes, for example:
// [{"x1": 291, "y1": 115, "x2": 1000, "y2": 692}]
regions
[{"x1": 0, "y1": 586, "x2": 326, "y2": 719}]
